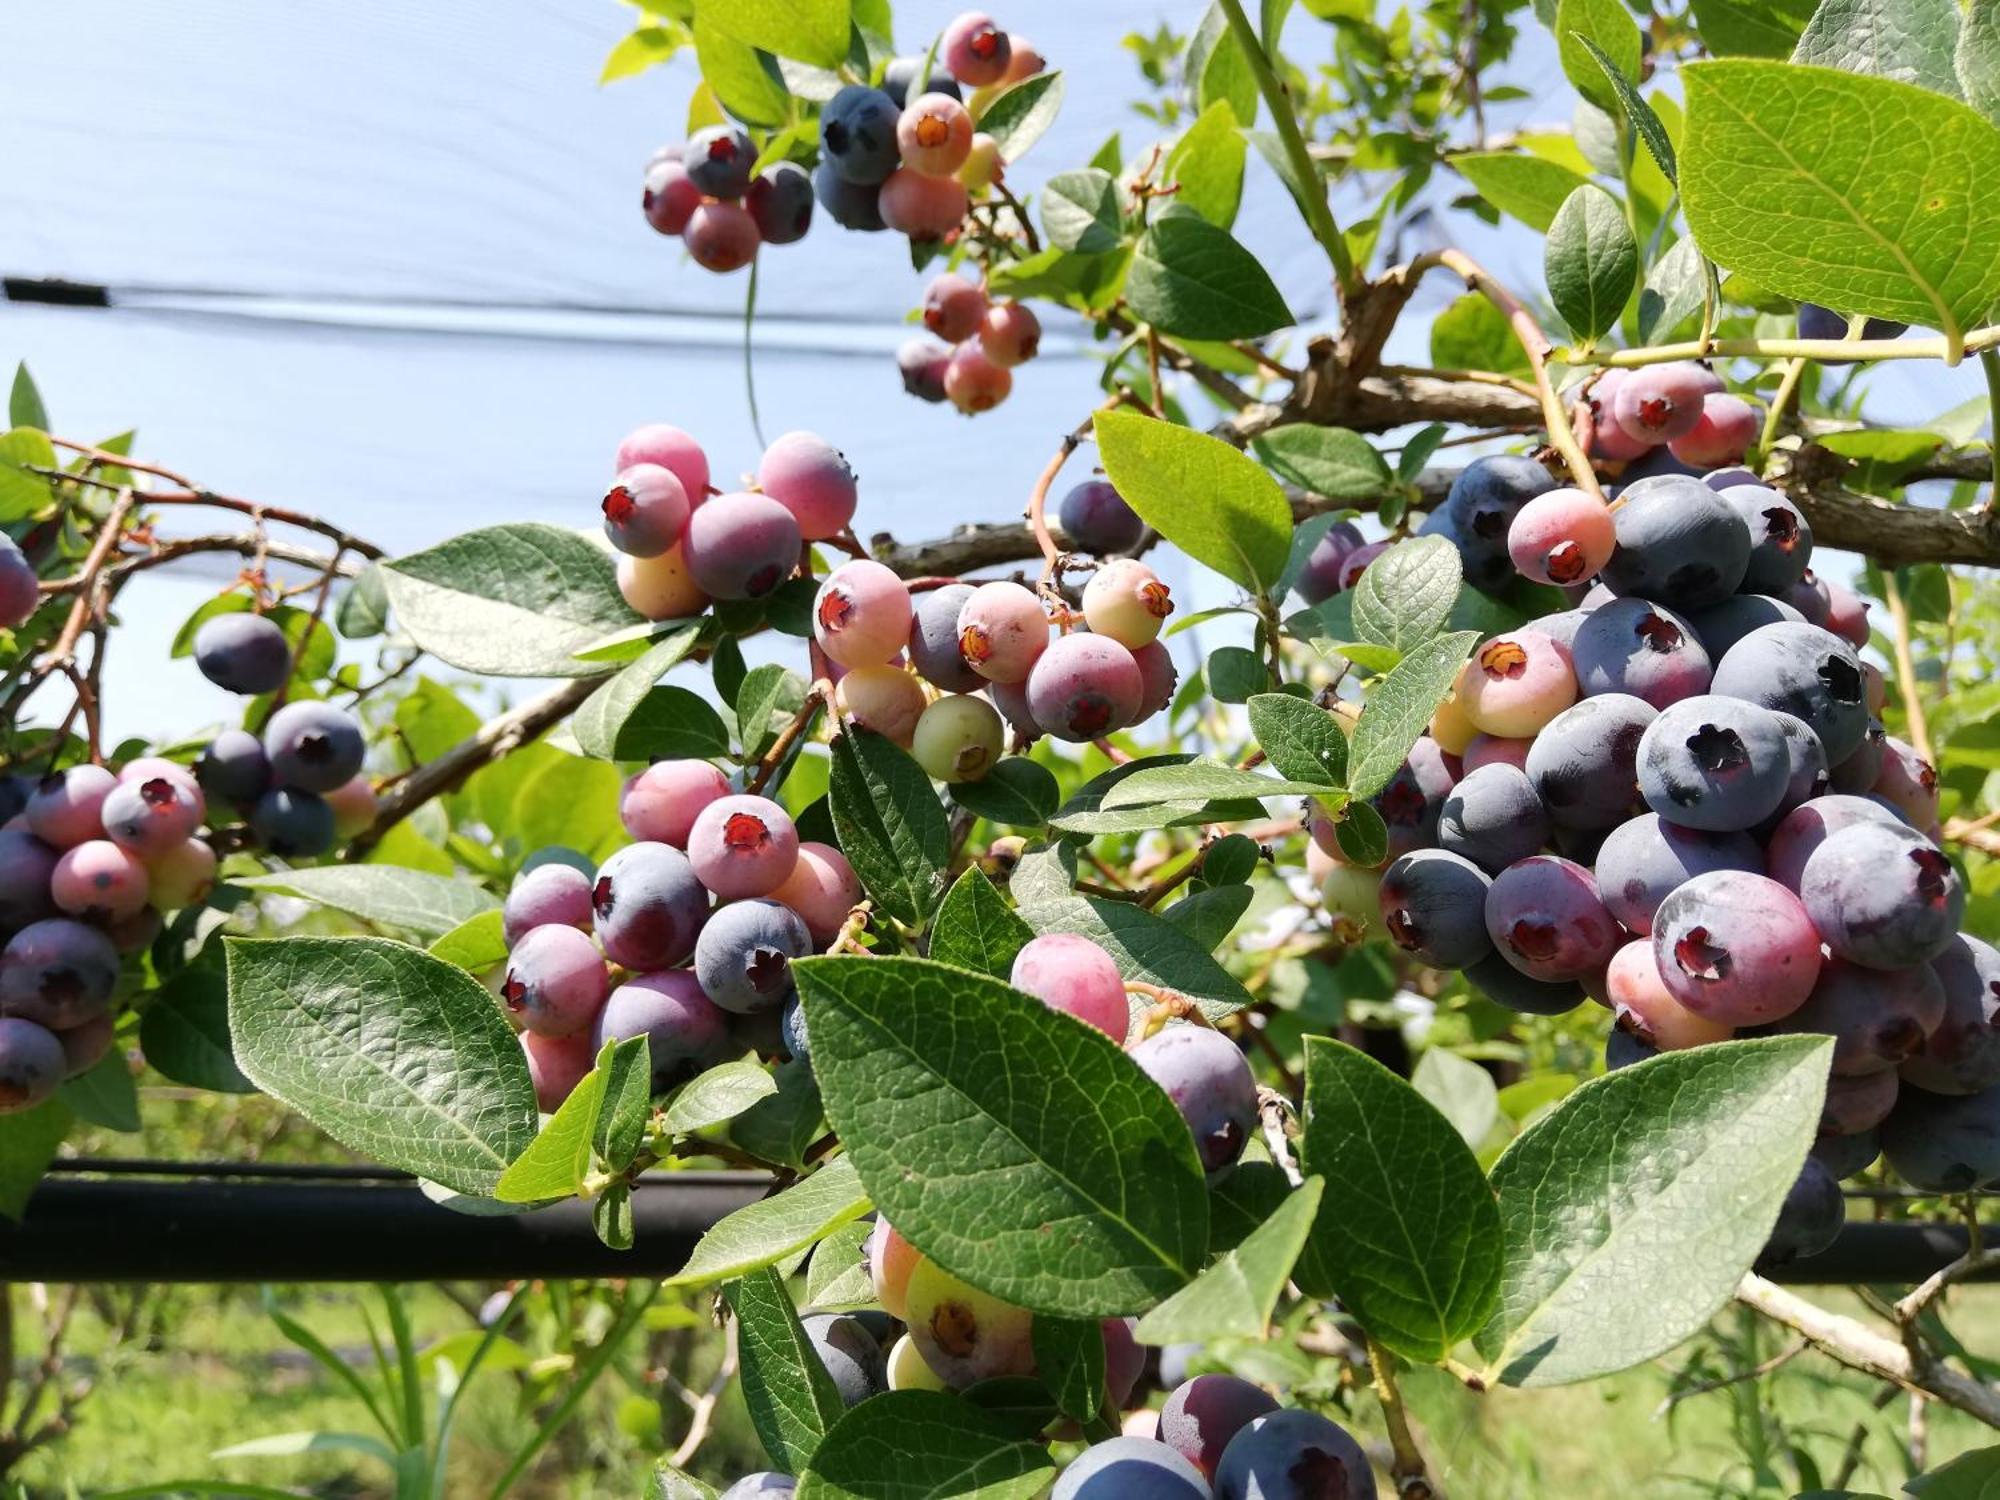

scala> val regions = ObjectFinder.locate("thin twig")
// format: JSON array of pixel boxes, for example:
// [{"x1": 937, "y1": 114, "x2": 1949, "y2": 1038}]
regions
[
  {"x1": 1653, "y1": 1338, "x2": 1808, "y2": 1418},
  {"x1": 668, "y1": 1319, "x2": 737, "y2": 1468},
  {"x1": 1367, "y1": 1338, "x2": 1438, "y2": 1500}
]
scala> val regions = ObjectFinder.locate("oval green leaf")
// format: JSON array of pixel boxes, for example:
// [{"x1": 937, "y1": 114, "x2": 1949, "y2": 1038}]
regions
[{"x1": 1094, "y1": 408, "x2": 1292, "y2": 593}]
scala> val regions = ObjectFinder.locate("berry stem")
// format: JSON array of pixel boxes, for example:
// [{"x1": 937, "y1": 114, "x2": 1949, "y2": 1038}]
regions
[
  {"x1": 1367, "y1": 1337, "x2": 1439, "y2": 1500},
  {"x1": 1879, "y1": 570, "x2": 1934, "y2": 764}
]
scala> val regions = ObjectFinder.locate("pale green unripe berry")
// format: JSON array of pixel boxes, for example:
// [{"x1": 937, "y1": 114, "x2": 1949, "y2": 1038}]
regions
[
  {"x1": 1082, "y1": 558, "x2": 1174, "y2": 647},
  {"x1": 911, "y1": 694, "x2": 1006, "y2": 782}
]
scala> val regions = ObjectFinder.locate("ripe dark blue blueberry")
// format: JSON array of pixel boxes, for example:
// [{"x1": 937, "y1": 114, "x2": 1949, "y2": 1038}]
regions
[
  {"x1": 907, "y1": 582, "x2": 983, "y2": 692},
  {"x1": 1058, "y1": 479, "x2": 1145, "y2": 556},
  {"x1": 250, "y1": 787, "x2": 336, "y2": 857},
  {"x1": 1882, "y1": 1083, "x2": 2000, "y2": 1191},
  {"x1": 264, "y1": 701, "x2": 366, "y2": 794},
  {"x1": 1824, "y1": 1070, "x2": 1900, "y2": 1137},
  {"x1": 1593, "y1": 813, "x2": 1761, "y2": 936},
  {"x1": 1052, "y1": 1437, "x2": 1208, "y2": 1499},
  {"x1": 1637, "y1": 695, "x2": 1792, "y2": 832},
  {"x1": 193, "y1": 612, "x2": 292, "y2": 695},
  {"x1": 1214, "y1": 1407, "x2": 1376, "y2": 1500},
  {"x1": 1570, "y1": 598, "x2": 1711, "y2": 710},
  {"x1": 1599, "y1": 474, "x2": 1752, "y2": 608},
  {"x1": 593, "y1": 842, "x2": 708, "y2": 970},
  {"x1": 820, "y1": 86, "x2": 903, "y2": 185},
  {"x1": 0, "y1": 918, "x2": 121, "y2": 1028},
  {"x1": 1902, "y1": 935, "x2": 2000, "y2": 1095},
  {"x1": 1765, "y1": 793, "x2": 1909, "y2": 892},
  {"x1": 196, "y1": 727, "x2": 272, "y2": 805},
  {"x1": 1379, "y1": 850, "x2": 1493, "y2": 969},
  {"x1": 693, "y1": 898, "x2": 811, "y2": 1014},
  {"x1": 1754, "y1": 1157, "x2": 1845, "y2": 1271},
  {"x1": 1799, "y1": 822, "x2": 1963, "y2": 970},
  {"x1": 684, "y1": 125, "x2": 755, "y2": 199},
  {"x1": 1811, "y1": 1125, "x2": 1881, "y2": 1180},
  {"x1": 1767, "y1": 710, "x2": 1830, "y2": 821},
  {"x1": 746, "y1": 162, "x2": 814, "y2": 244},
  {"x1": 1466, "y1": 950, "x2": 1588, "y2": 1014},
  {"x1": 1437, "y1": 763, "x2": 1550, "y2": 874},
  {"x1": 0, "y1": 1018, "x2": 66, "y2": 1112},
  {"x1": 1419, "y1": 454, "x2": 1555, "y2": 592},
  {"x1": 1775, "y1": 957, "x2": 1945, "y2": 1075},
  {"x1": 1719, "y1": 484, "x2": 1813, "y2": 593},
  {"x1": 812, "y1": 161, "x2": 887, "y2": 230},
  {"x1": 1797, "y1": 302, "x2": 1907, "y2": 353},
  {"x1": 881, "y1": 57, "x2": 962, "y2": 107},
  {"x1": 718, "y1": 1477, "x2": 797, "y2": 1500},
  {"x1": 1605, "y1": 1026, "x2": 1658, "y2": 1070},
  {"x1": 1524, "y1": 693, "x2": 1655, "y2": 830},
  {"x1": 1687, "y1": 594, "x2": 1804, "y2": 663},
  {"x1": 800, "y1": 1312, "x2": 886, "y2": 1407},
  {"x1": 1130, "y1": 1025, "x2": 1257, "y2": 1180},
  {"x1": 1711, "y1": 621, "x2": 1868, "y2": 766}
]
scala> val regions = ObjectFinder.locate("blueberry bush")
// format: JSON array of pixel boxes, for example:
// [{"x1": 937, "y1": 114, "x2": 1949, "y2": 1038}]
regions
[{"x1": 5, "y1": 0, "x2": 2000, "y2": 1493}]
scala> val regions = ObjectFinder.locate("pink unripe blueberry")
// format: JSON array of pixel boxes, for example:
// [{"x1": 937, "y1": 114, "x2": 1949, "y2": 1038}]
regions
[
  {"x1": 943, "y1": 343, "x2": 1011, "y2": 413},
  {"x1": 1507, "y1": 488, "x2": 1616, "y2": 586},
  {"x1": 501, "y1": 924, "x2": 610, "y2": 1038},
  {"x1": 1000, "y1": 35, "x2": 1045, "y2": 82},
  {"x1": 957, "y1": 581, "x2": 1049, "y2": 684},
  {"x1": 941, "y1": 11, "x2": 1012, "y2": 85},
  {"x1": 617, "y1": 545, "x2": 709, "y2": 621},
  {"x1": 621, "y1": 759, "x2": 730, "y2": 847},
  {"x1": 504, "y1": 863, "x2": 595, "y2": 948},
  {"x1": 835, "y1": 665, "x2": 929, "y2": 747},
  {"x1": 988, "y1": 677, "x2": 1041, "y2": 740},
  {"x1": 1653, "y1": 869, "x2": 1823, "y2": 1024},
  {"x1": 642, "y1": 158, "x2": 700, "y2": 236},
  {"x1": 1082, "y1": 559, "x2": 1174, "y2": 648},
  {"x1": 1587, "y1": 369, "x2": 1655, "y2": 459},
  {"x1": 1011, "y1": 932, "x2": 1130, "y2": 1039},
  {"x1": 1132, "y1": 640, "x2": 1178, "y2": 722},
  {"x1": 1458, "y1": 631, "x2": 1578, "y2": 738},
  {"x1": 879, "y1": 168, "x2": 968, "y2": 241},
  {"x1": 1873, "y1": 736, "x2": 1939, "y2": 827},
  {"x1": 324, "y1": 776, "x2": 377, "y2": 838},
  {"x1": 922, "y1": 274, "x2": 989, "y2": 342},
  {"x1": 1606, "y1": 939, "x2": 1732, "y2": 1050},
  {"x1": 1463, "y1": 733, "x2": 1533, "y2": 774},
  {"x1": 1026, "y1": 632, "x2": 1143, "y2": 742},
  {"x1": 897, "y1": 92, "x2": 974, "y2": 175},
  {"x1": 522, "y1": 1029, "x2": 595, "y2": 1112},
  {"x1": 118, "y1": 756, "x2": 195, "y2": 790},
  {"x1": 814, "y1": 560, "x2": 913, "y2": 668},
  {"x1": 683, "y1": 201, "x2": 760, "y2": 273},
  {"x1": 759, "y1": 431, "x2": 860, "y2": 541},
  {"x1": 52, "y1": 840, "x2": 151, "y2": 922},
  {"x1": 769, "y1": 841, "x2": 864, "y2": 943},
  {"x1": 911, "y1": 694, "x2": 1006, "y2": 782},
  {"x1": 1612, "y1": 361, "x2": 1712, "y2": 444},
  {"x1": 145, "y1": 837, "x2": 218, "y2": 912},
  {"x1": 1670, "y1": 392, "x2": 1760, "y2": 468},
  {"x1": 687, "y1": 794, "x2": 800, "y2": 900},
  {"x1": 26, "y1": 765, "x2": 116, "y2": 849},
  {"x1": 614, "y1": 424, "x2": 710, "y2": 503},
  {"x1": 978, "y1": 302, "x2": 1040, "y2": 367},
  {"x1": 1823, "y1": 577, "x2": 1870, "y2": 649},
  {"x1": 869, "y1": 1218, "x2": 922, "y2": 1319},
  {"x1": 100, "y1": 773, "x2": 205, "y2": 856},
  {"x1": 683, "y1": 492, "x2": 801, "y2": 601},
  {"x1": 601, "y1": 463, "x2": 690, "y2": 559}
]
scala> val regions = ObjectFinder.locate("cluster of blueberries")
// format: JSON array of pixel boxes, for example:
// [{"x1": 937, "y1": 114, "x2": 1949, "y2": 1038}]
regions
[
  {"x1": 502, "y1": 770, "x2": 861, "y2": 1110},
  {"x1": 715, "y1": 930, "x2": 1370, "y2": 1498},
  {"x1": 1297, "y1": 421, "x2": 1993, "y2": 1264},
  {"x1": 641, "y1": 129, "x2": 813, "y2": 275},
  {"x1": 898, "y1": 269, "x2": 1042, "y2": 414}
]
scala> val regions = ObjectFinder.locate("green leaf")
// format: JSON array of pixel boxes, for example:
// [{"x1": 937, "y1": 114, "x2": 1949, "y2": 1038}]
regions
[
  {"x1": 1032, "y1": 1317, "x2": 1107, "y2": 1422},
  {"x1": 663, "y1": 1058, "x2": 780, "y2": 1134},
  {"x1": 1018, "y1": 895, "x2": 1254, "y2": 1018},
  {"x1": 1253, "y1": 425, "x2": 1393, "y2": 500},
  {"x1": 977, "y1": 71, "x2": 1064, "y2": 161},
  {"x1": 1164, "y1": 100, "x2": 1246, "y2": 228},
  {"x1": 1187, "y1": 2, "x2": 1260, "y2": 125},
  {"x1": 380, "y1": 524, "x2": 636, "y2": 678},
  {"x1": 930, "y1": 868, "x2": 1036, "y2": 980},
  {"x1": 1430, "y1": 293, "x2": 1533, "y2": 380},
  {"x1": 1692, "y1": 0, "x2": 1817, "y2": 56},
  {"x1": 0, "y1": 1101, "x2": 70, "y2": 1220},
  {"x1": 1412, "y1": 1049, "x2": 1502, "y2": 1150},
  {"x1": 1908, "y1": 1445, "x2": 2000, "y2": 1497},
  {"x1": 796, "y1": 1390, "x2": 1055, "y2": 1500},
  {"x1": 1346, "y1": 632, "x2": 1478, "y2": 799},
  {"x1": 335, "y1": 563, "x2": 390, "y2": 639},
  {"x1": 232, "y1": 866, "x2": 498, "y2": 943},
  {"x1": 1049, "y1": 756, "x2": 1266, "y2": 836},
  {"x1": 0, "y1": 428, "x2": 56, "y2": 523},
  {"x1": 1545, "y1": 185, "x2": 1639, "y2": 345},
  {"x1": 596, "y1": 1038, "x2": 653, "y2": 1171},
  {"x1": 601, "y1": 25, "x2": 683, "y2": 84},
  {"x1": 1793, "y1": 0, "x2": 1962, "y2": 97},
  {"x1": 949, "y1": 757, "x2": 1060, "y2": 830},
  {"x1": 730, "y1": 1059, "x2": 827, "y2": 1170},
  {"x1": 805, "y1": 1220, "x2": 877, "y2": 1311},
  {"x1": 697, "y1": 0, "x2": 848, "y2": 67},
  {"x1": 729, "y1": 1264, "x2": 848, "y2": 1470},
  {"x1": 570, "y1": 624, "x2": 708, "y2": 759},
  {"x1": 1295, "y1": 1039, "x2": 1502, "y2": 1362},
  {"x1": 1351, "y1": 534, "x2": 1463, "y2": 654},
  {"x1": 1207, "y1": 646, "x2": 1265, "y2": 704},
  {"x1": 429, "y1": 910, "x2": 509, "y2": 972},
  {"x1": 690, "y1": 12, "x2": 791, "y2": 125},
  {"x1": 1209, "y1": 1160, "x2": 1295, "y2": 1256},
  {"x1": 61, "y1": 1050, "x2": 140, "y2": 1133},
  {"x1": 1577, "y1": 36, "x2": 1676, "y2": 182},
  {"x1": 1248, "y1": 693, "x2": 1349, "y2": 786},
  {"x1": 1681, "y1": 62, "x2": 2000, "y2": 344},
  {"x1": 794, "y1": 956, "x2": 1208, "y2": 1315},
  {"x1": 141, "y1": 946, "x2": 254, "y2": 1093},
  {"x1": 1637, "y1": 235, "x2": 1710, "y2": 343},
  {"x1": 1125, "y1": 215, "x2": 1295, "y2": 341},
  {"x1": 1554, "y1": 0, "x2": 1641, "y2": 114},
  {"x1": 1450, "y1": 152, "x2": 1592, "y2": 231},
  {"x1": 225, "y1": 937, "x2": 539, "y2": 1197},
  {"x1": 1960, "y1": 1, "x2": 2000, "y2": 125},
  {"x1": 9, "y1": 364, "x2": 47, "y2": 430},
  {"x1": 1135, "y1": 1177, "x2": 1324, "y2": 1345},
  {"x1": 1475, "y1": 1036, "x2": 1834, "y2": 1387},
  {"x1": 1161, "y1": 884, "x2": 1252, "y2": 954},
  {"x1": 828, "y1": 729, "x2": 950, "y2": 928},
  {"x1": 1094, "y1": 408, "x2": 1292, "y2": 593},
  {"x1": 497, "y1": 1047, "x2": 614, "y2": 1202},
  {"x1": 1333, "y1": 801, "x2": 1388, "y2": 867},
  {"x1": 668, "y1": 1155, "x2": 870, "y2": 1287},
  {"x1": 1099, "y1": 759, "x2": 1340, "y2": 809},
  {"x1": 1041, "y1": 169, "x2": 1124, "y2": 255}
]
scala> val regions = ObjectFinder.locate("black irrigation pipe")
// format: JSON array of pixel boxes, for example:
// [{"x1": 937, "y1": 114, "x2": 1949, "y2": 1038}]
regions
[{"x1": 2, "y1": 1162, "x2": 1996, "y2": 1287}]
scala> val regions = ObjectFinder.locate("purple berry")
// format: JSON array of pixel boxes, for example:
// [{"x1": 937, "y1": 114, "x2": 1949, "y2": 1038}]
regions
[
  {"x1": 1524, "y1": 693, "x2": 1655, "y2": 830},
  {"x1": 1380, "y1": 849, "x2": 1494, "y2": 969},
  {"x1": 504, "y1": 863, "x2": 594, "y2": 948},
  {"x1": 601, "y1": 463, "x2": 690, "y2": 559},
  {"x1": 1294, "y1": 520, "x2": 1366, "y2": 605},
  {"x1": 0, "y1": 1018, "x2": 66, "y2": 1113},
  {"x1": 193, "y1": 612, "x2": 292, "y2": 696},
  {"x1": 594, "y1": 970, "x2": 726, "y2": 1090},
  {"x1": 1371, "y1": 736, "x2": 1459, "y2": 861},
  {"x1": 1799, "y1": 822, "x2": 1963, "y2": 970},
  {"x1": 897, "y1": 338, "x2": 953, "y2": 402},
  {"x1": 1652, "y1": 870, "x2": 1822, "y2": 1024},
  {"x1": 1484, "y1": 855, "x2": 1621, "y2": 983},
  {"x1": 1610, "y1": 361, "x2": 1713, "y2": 445},
  {"x1": 1593, "y1": 813, "x2": 1761, "y2": 936},
  {"x1": 501, "y1": 925, "x2": 608, "y2": 1038},
  {"x1": 1026, "y1": 633, "x2": 1144, "y2": 742},
  {"x1": 1599, "y1": 474, "x2": 1752, "y2": 608},
  {"x1": 100, "y1": 773, "x2": 205, "y2": 856},
  {"x1": 1437, "y1": 763, "x2": 1550, "y2": 874},
  {"x1": 0, "y1": 830, "x2": 58, "y2": 929},
  {"x1": 1773, "y1": 958, "x2": 1946, "y2": 1075},
  {"x1": 263, "y1": 701, "x2": 366, "y2": 794},
  {"x1": 1812, "y1": 1126, "x2": 1882, "y2": 1179},
  {"x1": 592, "y1": 842, "x2": 708, "y2": 969},
  {"x1": 1214, "y1": 1407, "x2": 1376, "y2": 1500},
  {"x1": 1901, "y1": 935, "x2": 2000, "y2": 1095},
  {"x1": 922, "y1": 273, "x2": 988, "y2": 341},
  {"x1": 683, "y1": 493, "x2": 801, "y2": 602},
  {"x1": 26, "y1": 765, "x2": 116, "y2": 850},
  {"x1": 620, "y1": 759, "x2": 730, "y2": 848},
  {"x1": 1798, "y1": 302, "x2": 1907, "y2": 352},
  {"x1": 1419, "y1": 455, "x2": 1555, "y2": 593},
  {"x1": 1570, "y1": 598, "x2": 1712, "y2": 709},
  {"x1": 51, "y1": 840, "x2": 150, "y2": 921},
  {"x1": 1058, "y1": 480, "x2": 1146, "y2": 556},
  {"x1": 1711, "y1": 621, "x2": 1868, "y2": 766},
  {"x1": 1160, "y1": 1375, "x2": 1280, "y2": 1481},
  {"x1": 746, "y1": 160, "x2": 814, "y2": 244},
  {"x1": 694, "y1": 898, "x2": 811, "y2": 1014},
  {"x1": 196, "y1": 728, "x2": 272, "y2": 805},
  {"x1": 0, "y1": 539, "x2": 37, "y2": 630},
  {"x1": 1872, "y1": 735, "x2": 1939, "y2": 828},
  {"x1": 0, "y1": 919, "x2": 121, "y2": 1029},
  {"x1": 684, "y1": 124, "x2": 754, "y2": 199},
  {"x1": 1130, "y1": 1025, "x2": 1257, "y2": 1180},
  {"x1": 908, "y1": 583, "x2": 983, "y2": 693},
  {"x1": 642, "y1": 156, "x2": 699, "y2": 235},
  {"x1": 761, "y1": 431, "x2": 859, "y2": 542},
  {"x1": 1824, "y1": 1070, "x2": 1900, "y2": 1136},
  {"x1": 1882, "y1": 1083, "x2": 2000, "y2": 1191},
  {"x1": 1767, "y1": 709, "x2": 1830, "y2": 821},
  {"x1": 1766, "y1": 793, "x2": 1909, "y2": 892}
]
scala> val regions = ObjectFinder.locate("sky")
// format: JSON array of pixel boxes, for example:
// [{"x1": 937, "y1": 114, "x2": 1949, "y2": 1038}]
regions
[{"x1": 1, "y1": 0, "x2": 1981, "y2": 743}]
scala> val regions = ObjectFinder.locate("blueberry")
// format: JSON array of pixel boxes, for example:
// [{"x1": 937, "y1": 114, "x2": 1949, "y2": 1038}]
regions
[
  {"x1": 1483, "y1": 855, "x2": 1622, "y2": 983},
  {"x1": 1213, "y1": 1407, "x2": 1377, "y2": 1500},
  {"x1": 1771, "y1": 958, "x2": 1946, "y2": 1076},
  {"x1": 1825, "y1": 718, "x2": 1886, "y2": 796},
  {"x1": 501, "y1": 925, "x2": 609, "y2": 1038},
  {"x1": 1532, "y1": 606, "x2": 1592, "y2": 652},
  {"x1": 1418, "y1": 454, "x2": 1555, "y2": 592},
  {"x1": 1570, "y1": 598, "x2": 1712, "y2": 709},
  {"x1": 1872, "y1": 735, "x2": 1940, "y2": 829},
  {"x1": 1765, "y1": 793, "x2": 1909, "y2": 892},
  {"x1": 193, "y1": 612, "x2": 292, "y2": 695},
  {"x1": 1711, "y1": 621, "x2": 1868, "y2": 766},
  {"x1": 1651, "y1": 870, "x2": 1821, "y2": 1025},
  {"x1": 1766, "y1": 710, "x2": 1830, "y2": 821},
  {"x1": 0, "y1": 830, "x2": 58, "y2": 930},
  {"x1": 1592, "y1": 812, "x2": 1762, "y2": 936},
  {"x1": 1379, "y1": 850, "x2": 1493, "y2": 969},
  {"x1": 26, "y1": 764, "x2": 117, "y2": 849},
  {"x1": 263, "y1": 701, "x2": 366, "y2": 794},
  {"x1": 1599, "y1": 474, "x2": 1752, "y2": 608},
  {"x1": 1718, "y1": 484, "x2": 1813, "y2": 593},
  {"x1": 592, "y1": 842, "x2": 709, "y2": 969},
  {"x1": 0, "y1": 1018, "x2": 66, "y2": 1113},
  {"x1": 249, "y1": 787, "x2": 336, "y2": 857},
  {"x1": 1370, "y1": 736, "x2": 1459, "y2": 859},
  {"x1": 908, "y1": 583, "x2": 983, "y2": 693},
  {"x1": 1605, "y1": 1026, "x2": 1659, "y2": 1070},
  {"x1": 1799, "y1": 822, "x2": 1964, "y2": 970},
  {"x1": 0, "y1": 538, "x2": 37, "y2": 631},
  {"x1": 812, "y1": 160, "x2": 886, "y2": 231},
  {"x1": 1609, "y1": 361, "x2": 1715, "y2": 445},
  {"x1": 1160, "y1": 1375, "x2": 1279, "y2": 1480},
  {"x1": 693, "y1": 898, "x2": 811, "y2": 1014},
  {"x1": 684, "y1": 124, "x2": 755, "y2": 199},
  {"x1": 1754, "y1": 1157, "x2": 1845, "y2": 1271},
  {"x1": 746, "y1": 161, "x2": 815, "y2": 244},
  {"x1": 0, "y1": 918, "x2": 121, "y2": 1029},
  {"x1": 897, "y1": 337, "x2": 953, "y2": 402},
  {"x1": 1053, "y1": 1437, "x2": 1209, "y2": 1500},
  {"x1": 718, "y1": 1477, "x2": 797, "y2": 1500},
  {"x1": 1797, "y1": 302, "x2": 1907, "y2": 355},
  {"x1": 1901, "y1": 935, "x2": 2000, "y2": 1096},
  {"x1": 1687, "y1": 594, "x2": 1804, "y2": 663},
  {"x1": 820, "y1": 85, "x2": 903, "y2": 185},
  {"x1": 1811, "y1": 1126, "x2": 1881, "y2": 1180},
  {"x1": 1058, "y1": 479, "x2": 1146, "y2": 556},
  {"x1": 1637, "y1": 694, "x2": 1792, "y2": 832},
  {"x1": 1823, "y1": 1070, "x2": 1900, "y2": 1137},
  {"x1": 780, "y1": 994, "x2": 811, "y2": 1067},
  {"x1": 1881, "y1": 1083, "x2": 2000, "y2": 1191},
  {"x1": 1524, "y1": 693, "x2": 1655, "y2": 830},
  {"x1": 1437, "y1": 763, "x2": 1551, "y2": 874},
  {"x1": 594, "y1": 970, "x2": 725, "y2": 1091},
  {"x1": 800, "y1": 1312, "x2": 887, "y2": 1407},
  {"x1": 1295, "y1": 521, "x2": 1366, "y2": 605},
  {"x1": 881, "y1": 56, "x2": 962, "y2": 107},
  {"x1": 1130, "y1": 1025, "x2": 1257, "y2": 1180}
]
